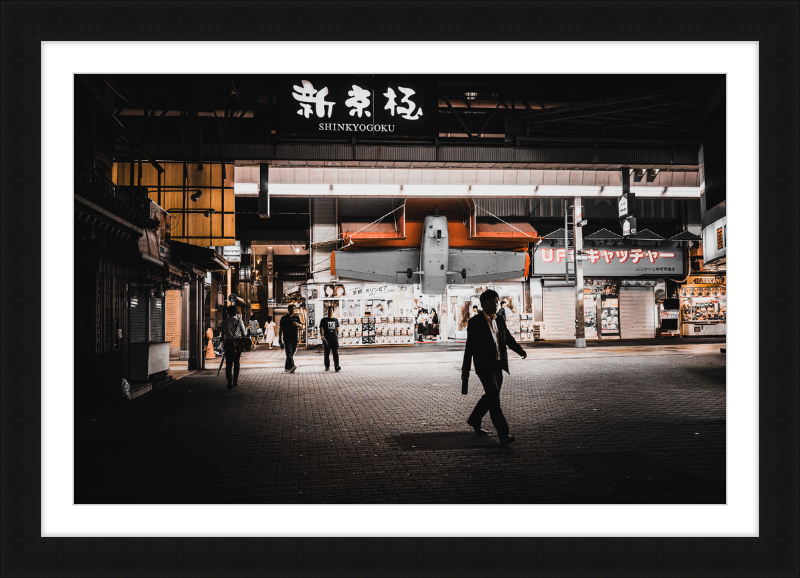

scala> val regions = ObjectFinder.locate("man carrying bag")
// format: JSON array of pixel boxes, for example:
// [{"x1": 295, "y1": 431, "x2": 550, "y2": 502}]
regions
[
  {"x1": 220, "y1": 305, "x2": 248, "y2": 390},
  {"x1": 461, "y1": 289, "x2": 527, "y2": 444}
]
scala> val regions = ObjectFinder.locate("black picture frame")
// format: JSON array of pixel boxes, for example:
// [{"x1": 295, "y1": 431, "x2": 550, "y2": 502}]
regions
[{"x1": 2, "y1": 1, "x2": 798, "y2": 577}]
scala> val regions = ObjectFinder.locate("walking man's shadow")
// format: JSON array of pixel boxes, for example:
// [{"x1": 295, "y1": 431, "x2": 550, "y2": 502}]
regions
[{"x1": 390, "y1": 432, "x2": 503, "y2": 451}]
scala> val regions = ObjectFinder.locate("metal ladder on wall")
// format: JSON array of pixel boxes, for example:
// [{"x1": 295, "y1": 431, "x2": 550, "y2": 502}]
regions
[{"x1": 564, "y1": 199, "x2": 575, "y2": 286}]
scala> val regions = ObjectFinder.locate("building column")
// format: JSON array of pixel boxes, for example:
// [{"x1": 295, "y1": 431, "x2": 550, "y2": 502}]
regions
[
  {"x1": 266, "y1": 247, "x2": 274, "y2": 318},
  {"x1": 188, "y1": 275, "x2": 204, "y2": 370},
  {"x1": 180, "y1": 282, "x2": 190, "y2": 360},
  {"x1": 573, "y1": 198, "x2": 586, "y2": 348},
  {"x1": 530, "y1": 277, "x2": 543, "y2": 322}
]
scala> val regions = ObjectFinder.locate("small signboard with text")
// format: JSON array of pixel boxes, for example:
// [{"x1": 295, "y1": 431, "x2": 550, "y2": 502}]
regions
[
  {"x1": 702, "y1": 215, "x2": 727, "y2": 264},
  {"x1": 618, "y1": 192, "x2": 635, "y2": 218},
  {"x1": 222, "y1": 246, "x2": 241, "y2": 262}
]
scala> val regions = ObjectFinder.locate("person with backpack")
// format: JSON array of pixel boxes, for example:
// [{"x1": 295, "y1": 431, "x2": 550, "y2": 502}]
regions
[
  {"x1": 249, "y1": 316, "x2": 260, "y2": 349},
  {"x1": 220, "y1": 305, "x2": 247, "y2": 390}
]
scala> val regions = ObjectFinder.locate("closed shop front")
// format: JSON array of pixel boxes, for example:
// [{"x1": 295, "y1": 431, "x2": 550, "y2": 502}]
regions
[
  {"x1": 539, "y1": 278, "x2": 657, "y2": 340},
  {"x1": 542, "y1": 283, "x2": 576, "y2": 340},
  {"x1": 619, "y1": 285, "x2": 656, "y2": 339}
]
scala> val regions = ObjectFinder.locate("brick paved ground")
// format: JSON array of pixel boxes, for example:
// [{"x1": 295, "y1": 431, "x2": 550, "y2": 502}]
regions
[{"x1": 76, "y1": 349, "x2": 725, "y2": 504}]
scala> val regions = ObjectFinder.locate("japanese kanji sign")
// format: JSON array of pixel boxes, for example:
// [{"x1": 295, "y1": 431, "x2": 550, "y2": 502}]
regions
[
  {"x1": 533, "y1": 241, "x2": 684, "y2": 277},
  {"x1": 280, "y1": 75, "x2": 436, "y2": 136}
]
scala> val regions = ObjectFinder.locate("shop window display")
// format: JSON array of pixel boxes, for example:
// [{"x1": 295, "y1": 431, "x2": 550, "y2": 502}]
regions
[{"x1": 679, "y1": 286, "x2": 726, "y2": 323}]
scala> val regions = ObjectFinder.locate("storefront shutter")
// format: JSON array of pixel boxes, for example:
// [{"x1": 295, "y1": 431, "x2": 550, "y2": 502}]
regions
[
  {"x1": 542, "y1": 285, "x2": 575, "y2": 340},
  {"x1": 620, "y1": 287, "x2": 656, "y2": 339},
  {"x1": 130, "y1": 289, "x2": 147, "y2": 343},
  {"x1": 149, "y1": 296, "x2": 165, "y2": 342}
]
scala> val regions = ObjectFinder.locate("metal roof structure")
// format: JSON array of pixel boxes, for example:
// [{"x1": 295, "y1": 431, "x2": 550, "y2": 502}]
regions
[{"x1": 668, "y1": 230, "x2": 702, "y2": 241}]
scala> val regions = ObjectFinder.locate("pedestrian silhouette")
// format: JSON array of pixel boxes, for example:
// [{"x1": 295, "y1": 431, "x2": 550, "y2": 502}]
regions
[
  {"x1": 319, "y1": 306, "x2": 341, "y2": 372},
  {"x1": 279, "y1": 304, "x2": 302, "y2": 373},
  {"x1": 221, "y1": 305, "x2": 247, "y2": 389},
  {"x1": 461, "y1": 289, "x2": 527, "y2": 444}
]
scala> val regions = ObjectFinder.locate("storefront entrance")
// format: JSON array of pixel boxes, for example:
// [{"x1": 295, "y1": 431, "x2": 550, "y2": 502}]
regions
[
  {"x1": 542, "y1": 284, "x2": 575, "y2": 340},
  {"x1": 619, "y1": 286, "x2": 657, "y2": 339}
]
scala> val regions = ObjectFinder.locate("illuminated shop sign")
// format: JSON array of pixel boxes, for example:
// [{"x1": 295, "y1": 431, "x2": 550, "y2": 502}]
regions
[
  {"x1": 702, "y1": 215, "x2": 726, "y2": 263},
  {"x1": 280, "y1": 75, "x2": 436, "y2": 136},
  {"x1": 533, "y1": 241, "x2": 684, "y2": 276}
]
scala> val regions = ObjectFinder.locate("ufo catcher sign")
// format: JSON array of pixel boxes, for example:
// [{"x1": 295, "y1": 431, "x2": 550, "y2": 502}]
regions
[
  {"x1": 280, "y1": 75, "x2": 437, "y2": 136},
  {"x1": 533, "y1": 241, "x2": 685, "y2": 277}
]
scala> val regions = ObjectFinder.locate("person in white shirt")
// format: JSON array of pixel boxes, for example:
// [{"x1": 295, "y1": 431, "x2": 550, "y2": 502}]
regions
[{"x1": 461, "y1": 290, "x2": 527, "y2": 444}]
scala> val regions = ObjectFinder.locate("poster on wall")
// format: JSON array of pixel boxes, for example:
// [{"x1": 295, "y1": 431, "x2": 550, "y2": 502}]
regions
[
  {"x1": 600, "y1": 295, "x2": 620, "y2": 336},
  {"x1": 322, "y1": 284, "x2": 346, "y2": 298},
  {"x1": 307, "y1": 302, "x2": 317, "y2": 341},
  {"x1": 323, "y1": 300, "x2": 340, "y2": 318},
  {"x1": 584, "y1": 294, "x2": 598, "y2": 338},
  {"x1": 497, "y1": 285, "x2": 522, "y2": 339},
  {"x1": 342, "y1": 300, "x2": 360, "y2": 318}
]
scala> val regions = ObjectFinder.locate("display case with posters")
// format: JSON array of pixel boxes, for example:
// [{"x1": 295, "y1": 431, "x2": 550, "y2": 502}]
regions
[
  {"x1": 306, "y1": 301, "x2": 317, "y2": 342},
  {"x1": 599, "y1": 295, "x2": 620, "y2": 337},
  {"x1": 337, "y1": 316, "x2": 415, "y2": 346},
  {"x1": 586, "y1": 279, "x2": 618, "y2": 339},
  {"x1": 519, "y1": 313, "x2": 533, "y2": 342},
  {"x1": 310, "y1": 283, "x2": 416, "y2": 346},
  {"x1": 679, "y1": 277, "x2": 726, "y2": 336},
  {"x1": 448, "y1": 283, "x2": 524, "y2": 341},
  {"x1": 496, "y1": 284, "x2": 523, "y2": 342},
  {"x1": 584, "y1": 294, "x2": 598, "y2": 338}
]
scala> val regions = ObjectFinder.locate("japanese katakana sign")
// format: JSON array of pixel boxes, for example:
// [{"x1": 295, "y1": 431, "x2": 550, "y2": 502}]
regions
[
  {"x1": 532, "y1": 241, "x2": 684, "y2": 277},
  {"x1": 280, "y1": 75, "x2": 436, "y2": 136}
]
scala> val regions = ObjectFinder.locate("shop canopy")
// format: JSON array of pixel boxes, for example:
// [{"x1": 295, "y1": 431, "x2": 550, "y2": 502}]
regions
[
  {"x1": 542, "y1": 227, "x2": 573, "y2": 239},
  {"x1": 667, "y1": 231, "x2": 702, "y2": 242},
  {"x1": 584, "y1": 228, "x2": 623, "y2": 240},
  {"x1": 473, "y1": 221, "x2": 537, "y2": 240},
  {"x1": 170, "y1": 240, "x2": 230, "y2": 273},
  {"x1": 628, "y1": 229, "x2": 666, "y2": 245}
]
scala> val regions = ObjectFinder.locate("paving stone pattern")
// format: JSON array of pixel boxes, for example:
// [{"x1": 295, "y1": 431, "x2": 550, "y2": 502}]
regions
[{"x1": 76, "y1": 353, "x2": 726, "y2": 504}]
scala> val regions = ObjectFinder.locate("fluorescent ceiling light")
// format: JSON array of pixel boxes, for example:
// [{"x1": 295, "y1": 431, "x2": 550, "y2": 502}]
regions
[
  {"x1": 266, "y1": 183, "x2": 700, "y2": 198},
  {"x1": 234, "y1": 182, "x2": 259, "y2": 196},
  {"x1": 332, "y1": 184, "x2": 401, "y2": 196},
  {"x1": 402, "y1": 185, "x2": 469, "y2": 197}
]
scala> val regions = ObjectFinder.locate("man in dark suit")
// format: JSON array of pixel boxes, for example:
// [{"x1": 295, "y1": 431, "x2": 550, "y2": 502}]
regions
[
  {"x1": 461, "y1": 289, "x2": 527, "y2": 444},
  {"x1": 497, "y1": 299, "x2": 508, "y2": 323}
]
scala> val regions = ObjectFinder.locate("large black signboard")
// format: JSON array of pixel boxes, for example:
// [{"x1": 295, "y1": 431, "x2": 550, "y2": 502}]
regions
[{"x1": 278, "y1": 75, "x2": 437, "y2": 137}]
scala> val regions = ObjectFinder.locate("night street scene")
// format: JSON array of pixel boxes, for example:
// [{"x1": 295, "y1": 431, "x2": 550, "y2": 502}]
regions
[{"x1": 74, "y1": 71, "x2": 728, "y2": 506}]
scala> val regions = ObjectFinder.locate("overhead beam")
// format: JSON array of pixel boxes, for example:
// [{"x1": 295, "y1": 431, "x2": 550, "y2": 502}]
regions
[
  {"x1": 438, "y1": 87, "x2": 474, "y2": 140},
  {"x1": 519, "y1": 96, "x2": 708, "y2": 126},
  {"x1": 505, "y1": 83, "x2": 714, "y2": 123},
  {"x1": 94, "y1": 95, "x2": 164, "y2": 175}
]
